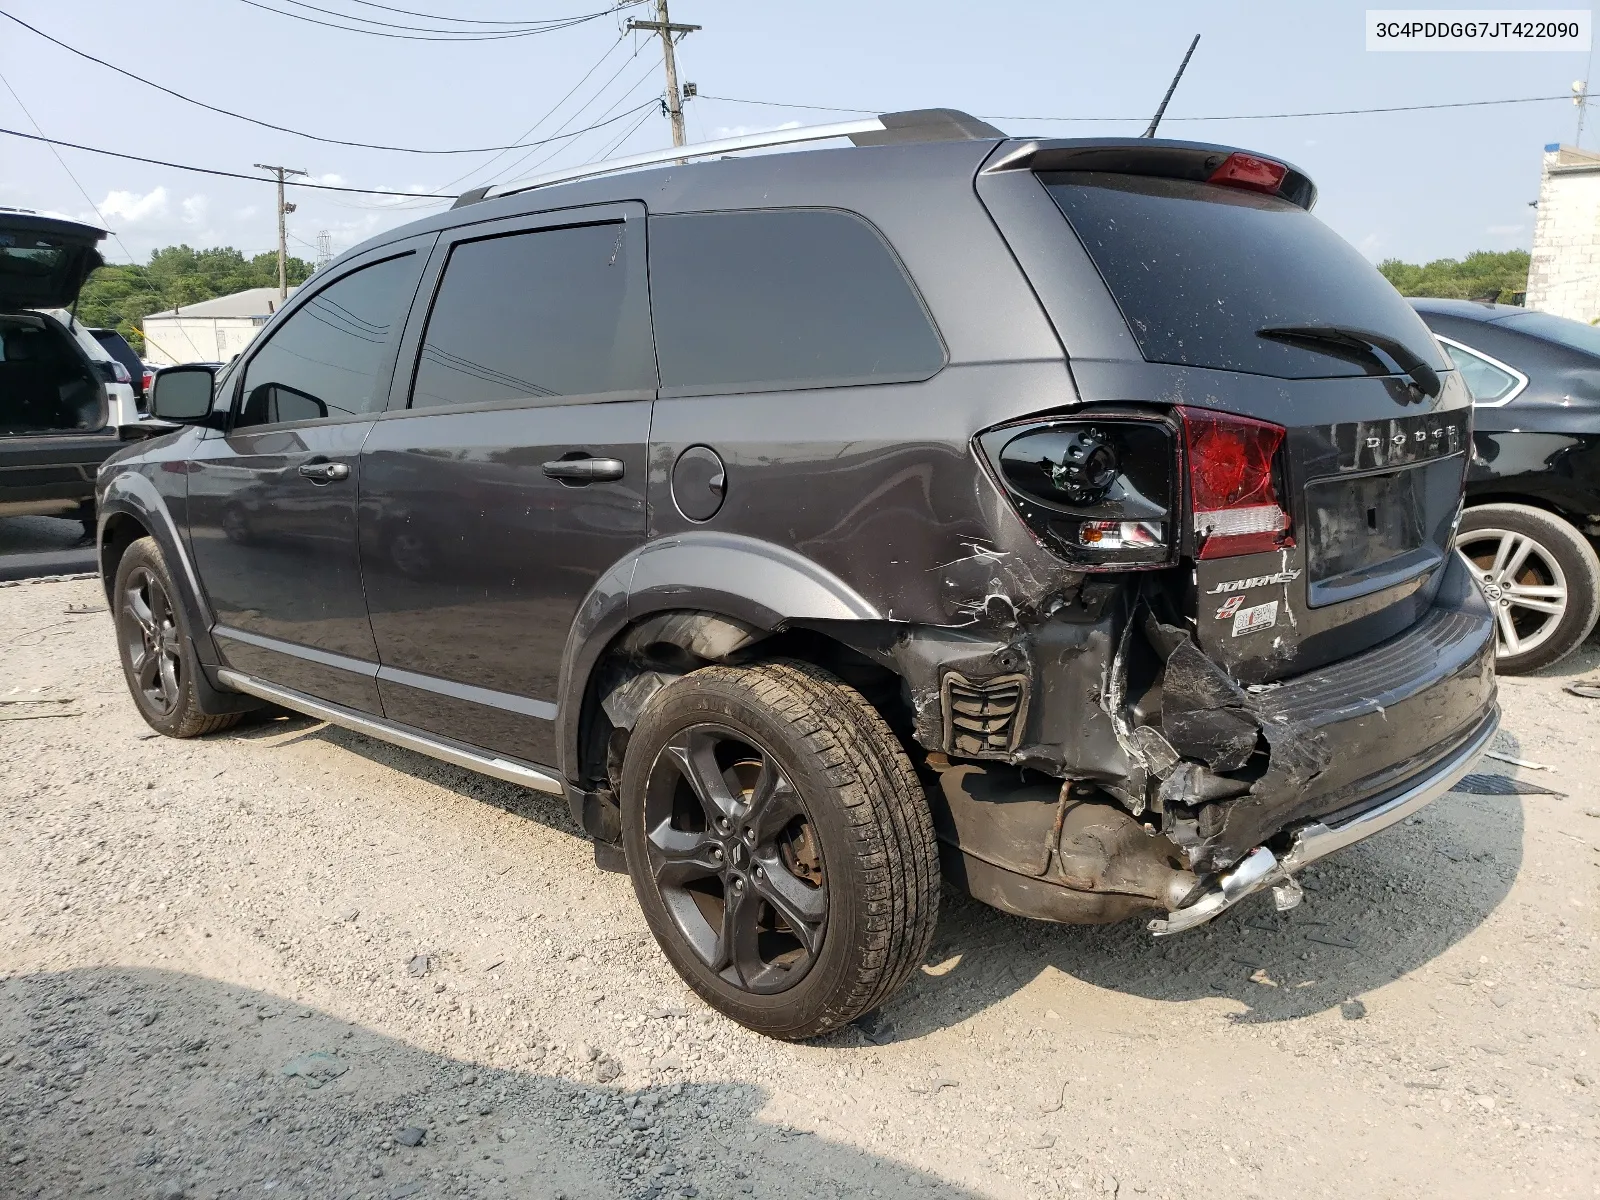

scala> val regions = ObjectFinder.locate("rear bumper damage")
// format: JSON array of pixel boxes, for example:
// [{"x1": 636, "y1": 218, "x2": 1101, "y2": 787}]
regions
[
  {"x1": 1146, "y1": 704, "x2": 1496, "y2": 933},
  {"x1": 900, "y1": 550, "x2": 1498, "y2": 931}
]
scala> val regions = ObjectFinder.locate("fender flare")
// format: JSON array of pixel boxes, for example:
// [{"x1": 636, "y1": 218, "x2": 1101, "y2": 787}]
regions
[
  {"x1": 554, "y1": 531, "x2": 884, "y2": 782},
  {"x1": 98, "y1": 470, "x2": 219, "y2": 666}
]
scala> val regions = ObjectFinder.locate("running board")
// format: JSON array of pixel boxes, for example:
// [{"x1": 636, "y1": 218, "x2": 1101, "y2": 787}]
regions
[{"x1": 214, "y1": 668, "x2": 566, "y2": 796}]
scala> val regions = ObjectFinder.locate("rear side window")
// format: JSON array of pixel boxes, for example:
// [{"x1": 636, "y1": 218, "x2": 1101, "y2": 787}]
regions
[
  {"x1": 648, "y1": 209, "x2": 945, "y2": 395},
  {"x1": 1043, "y1": 173, "x2": 1447, "y2": 380},
  {"x1": 409, "y1": 221, "x2": 654, "y2": 408},
  {"x1": 1440, "y1": 341, "x2": 1522, "y2": 405},
  {"x1": 237, "y1": 253, "x2": 419, "y2": 429}
]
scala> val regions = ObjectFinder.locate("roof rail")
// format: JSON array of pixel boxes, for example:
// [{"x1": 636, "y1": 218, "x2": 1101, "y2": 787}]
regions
[{"x1": 461, "y1": 108, "x2": 1005, "y2": 206}]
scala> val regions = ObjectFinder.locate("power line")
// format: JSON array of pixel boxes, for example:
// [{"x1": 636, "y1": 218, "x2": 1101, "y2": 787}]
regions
[
  {"x1": 0, "y1": 69, "x2": 140, "y2": 266},
  {"x1": 267, "y1": 0, "x2": 636, "y2": 35},
  {"x1": 0, "y1": 126, "x2": 451, "y2": 196},
  {"x1": 341, "y1": 0, "x2": 615, "y2": 24},
  {"x1": 487, "y1": 41, "x2": 657, "y2": 181},
  {"x1": 585, "y1": 102, "x2": 656, "y2": 163},
  {"x1": 231, "y1": 0, "x2": 633, "y2": 40},
  {"x1": 698, "y1": 92, "x2": 1580, "y2": 123},
  {"x1": 0, "y1": 10, "x2": 645, "y2": 155},
  {"x1": 415, "y1": 30, "x2": 632, "y2": 200}
]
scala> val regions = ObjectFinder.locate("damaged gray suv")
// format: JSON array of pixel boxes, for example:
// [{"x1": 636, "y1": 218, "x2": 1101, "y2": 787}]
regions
[{"x1": 101, "y1": 110, "x2": 1497, "y2": 1039}]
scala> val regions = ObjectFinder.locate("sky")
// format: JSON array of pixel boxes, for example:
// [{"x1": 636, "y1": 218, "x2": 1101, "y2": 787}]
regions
[{"x1": 0, "y1": 0, "x2": 1594, "y2": 268}]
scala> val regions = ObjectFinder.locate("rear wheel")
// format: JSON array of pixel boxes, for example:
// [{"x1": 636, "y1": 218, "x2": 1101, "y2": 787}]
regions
[
  {"x1": 114, "y1": 537, "x2": 243, "y2": 738},
  {"x1": 1457, "y1": 502, "x2": 1600, "y2": 674},
  {"x1": 620, "y1": 660, "x2": 938, "y2": 1040}
]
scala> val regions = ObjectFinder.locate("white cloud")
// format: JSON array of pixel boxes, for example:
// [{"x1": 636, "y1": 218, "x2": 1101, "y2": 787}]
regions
[
  {"x1": 99, "y1": 186, "x2": 169, "y2": 224},
  {"x1": 181, "y1": 194, "x2": 210, "y2": 224},
  {"x1": 311, "y1": 172, "x2": 346, "y2": 187}
]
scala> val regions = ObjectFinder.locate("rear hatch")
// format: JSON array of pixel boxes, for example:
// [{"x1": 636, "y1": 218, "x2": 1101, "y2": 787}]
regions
[
  {"x1": 981, "y1": 144, "x2": 1468, "y2": 683},
  {"x1": 0, "y1": 212, "x2": 106, "y2": 312}
]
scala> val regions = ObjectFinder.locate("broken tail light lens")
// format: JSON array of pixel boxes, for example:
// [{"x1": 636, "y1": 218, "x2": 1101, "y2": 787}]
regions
[
  {"x1": 977, "y1": 414, "x2": 1178, "y2": 570},
  {"x1": 1177, "y1": 406, "x2": 1293, "y2": 559}
]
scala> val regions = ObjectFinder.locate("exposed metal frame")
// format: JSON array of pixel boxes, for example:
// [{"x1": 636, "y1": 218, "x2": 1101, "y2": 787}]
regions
[
  {"x1": 481, "y1": 117, "x2": 887, "y2": 201},
  {"x1": 215, "y1": 668, "x2": 566, "y2": 796}
]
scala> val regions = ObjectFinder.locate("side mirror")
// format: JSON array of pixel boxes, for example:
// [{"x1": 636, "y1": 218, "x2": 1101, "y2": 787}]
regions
[{"x1": 149, "y1": 364, "x2": 217, "y2": 422}]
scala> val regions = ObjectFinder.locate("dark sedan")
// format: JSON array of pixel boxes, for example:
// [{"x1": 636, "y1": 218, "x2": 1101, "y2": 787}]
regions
[{"x1": 1413, "y1": 298, "x2": 1600, "y2": 672}]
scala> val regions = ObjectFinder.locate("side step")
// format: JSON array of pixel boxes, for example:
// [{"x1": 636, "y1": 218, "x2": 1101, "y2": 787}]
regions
[{"x1": 214, "y1": 668, "x2": 565, "y2": 796}]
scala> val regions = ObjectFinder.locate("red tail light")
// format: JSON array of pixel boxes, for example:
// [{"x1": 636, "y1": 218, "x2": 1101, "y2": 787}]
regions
[
  {"x1": 1206, "y1": 152, "x2": 1286, "y2": 196},
  {"x1": 1178, "y1": 406, "x2": 1293, "y2": 559}
]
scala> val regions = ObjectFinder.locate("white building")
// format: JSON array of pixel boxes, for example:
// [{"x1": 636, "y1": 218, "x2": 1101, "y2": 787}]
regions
[
  {"x1": 1526, "y1": 143, "x2": 1600, "y2": 321},
  {"x1": 140, "y1": 286, "x2": 299, "y2": 367}
]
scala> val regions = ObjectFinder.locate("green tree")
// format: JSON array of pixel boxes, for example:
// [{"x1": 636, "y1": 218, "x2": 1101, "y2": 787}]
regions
[
  {"x1": 1377, "y1": 250, "x2": 1530, "y2": 304},
  {"x1": 74, "y1": 246, "x2": 314, "y2": 353}
]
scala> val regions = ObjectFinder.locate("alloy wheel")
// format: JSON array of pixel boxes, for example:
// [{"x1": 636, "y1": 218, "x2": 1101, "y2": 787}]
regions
[
  {"x1": 1457, "y1": 528, "x2": 1569, "y2": 660},
  {"x1": 641, "y1": 725, "x2": 826, "y2": 995},
  {"x1": 121, "y1": 566, "x2": 183, "y2": 716}
]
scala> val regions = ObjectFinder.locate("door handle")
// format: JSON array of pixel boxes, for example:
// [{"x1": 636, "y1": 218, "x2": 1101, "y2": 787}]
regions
[
  {"x1": 542, "y1": 457, "x2": 625, "y2": 483},
  {"x1": 299, "y1": 460, "x2": 351, "y2": 483}
]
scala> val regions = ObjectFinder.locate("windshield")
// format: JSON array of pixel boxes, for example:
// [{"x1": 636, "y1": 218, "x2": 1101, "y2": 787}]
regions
[
  {"x1": 1042, "y1": 172, "x2": 1448, "y2": 379},
  {"x1": 1493, "y1": 309, "x2": 1600, "y2": 358}
]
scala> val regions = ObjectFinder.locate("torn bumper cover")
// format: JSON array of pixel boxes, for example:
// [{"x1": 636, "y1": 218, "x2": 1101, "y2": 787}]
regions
[
  {"x1": 1146, "y1": 706, "x2": 1496, "y2": 934},
  {"x1": 916, "y1": 550, "x2": 1498, "y2": 931}
]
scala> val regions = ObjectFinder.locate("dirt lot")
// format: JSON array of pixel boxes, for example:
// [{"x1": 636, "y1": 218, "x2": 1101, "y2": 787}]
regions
[{"x1": 2, "y1": 575, "x2": 1597, "y2": 1200}]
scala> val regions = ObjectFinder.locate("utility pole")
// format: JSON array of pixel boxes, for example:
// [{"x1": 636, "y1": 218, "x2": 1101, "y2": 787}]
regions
[
  {"x1": 626, "y1": 0, "x2": 700, "y2": 147},
  {"x1": 255, "y1": 163, "x2": 307, "y2": 300},
  {"x1": 1575, "y1": 80, "x2": 1589, "y2": 148}
]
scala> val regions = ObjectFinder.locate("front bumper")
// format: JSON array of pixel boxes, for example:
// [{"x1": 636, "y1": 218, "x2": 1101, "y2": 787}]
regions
[{"x1": 1148, "y1": 704, "x2": 1497, "y2": 933}]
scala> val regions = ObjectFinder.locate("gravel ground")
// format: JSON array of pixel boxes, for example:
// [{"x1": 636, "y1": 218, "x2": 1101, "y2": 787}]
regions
[{"x1": 2, "y1": 575, "x2": 1597, "y2": 1200}]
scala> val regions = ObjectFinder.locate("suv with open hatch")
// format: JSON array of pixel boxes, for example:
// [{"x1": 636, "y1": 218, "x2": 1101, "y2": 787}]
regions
[
  {"x1": 2, "y1": 211, "x2": 143, "y2": 534},
  {"x1": 100, "y1": 110, "x2": 1497, "y2": 1039}
]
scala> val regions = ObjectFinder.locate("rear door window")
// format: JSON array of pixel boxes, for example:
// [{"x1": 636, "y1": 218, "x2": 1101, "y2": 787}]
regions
[
  {"x1": 1042, "y1": 172, "x2": 1447, "y2": 380},
  {"x1": 408, "y1": 221, "x2": 654, "y2": 408},
  {"x1": 648, "y1": 208, "x2": 945, "y2": 395}
]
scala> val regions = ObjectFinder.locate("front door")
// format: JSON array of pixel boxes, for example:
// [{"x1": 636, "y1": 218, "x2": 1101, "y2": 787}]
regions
[
  {"x1": 359, "y1": 204, "x2": 655, "y2": 767},
  {"x1": 185, "y1": 243, "x2": 430, "y2": 712}
]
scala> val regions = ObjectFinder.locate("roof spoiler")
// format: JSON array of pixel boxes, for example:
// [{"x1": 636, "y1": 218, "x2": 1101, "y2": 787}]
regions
[{"x1": 981, "y1": 138, "x2": 1318, "y2": 210}]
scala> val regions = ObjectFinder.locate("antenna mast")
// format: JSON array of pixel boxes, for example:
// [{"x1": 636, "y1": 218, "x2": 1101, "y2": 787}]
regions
[{"x1": 1142, "y1": 34, "x2": 1200, "y2": 139}]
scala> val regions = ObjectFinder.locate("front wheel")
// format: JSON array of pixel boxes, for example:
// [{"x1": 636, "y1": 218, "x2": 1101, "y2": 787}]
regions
[
  {"x1": 114, "y1": 537, "x2": 243, "y2": 738},
  {"x1": 1457, "y1": 502, "x2": 1600, "y2": 674},
  {"x1": 620, "y1": 660, "x2": 939, "y2": 1040}
]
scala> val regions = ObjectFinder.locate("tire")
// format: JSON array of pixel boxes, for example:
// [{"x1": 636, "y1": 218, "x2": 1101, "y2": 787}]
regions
[
  {"x1": 1457, "y1": 502, "x2": 1600, "y2": 674},
  {"x1": 620, "y1": 660, "x2": 939, "y2": 1040},
  {"x1": 113, "y1": 537, "x2": 243, "y2": 738}
]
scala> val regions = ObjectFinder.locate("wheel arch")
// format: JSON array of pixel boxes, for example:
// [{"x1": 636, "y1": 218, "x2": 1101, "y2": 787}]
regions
[
  {"x1": 555, "y1": 532, "x2": 907, "y2": 839},
  {"x1": 98, "y1": 472, "x2": 258, "y2": 715}
]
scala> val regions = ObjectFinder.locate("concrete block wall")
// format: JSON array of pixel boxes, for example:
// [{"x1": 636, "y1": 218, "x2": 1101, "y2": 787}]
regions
[{"x1": 1527, "y1": 144, "x2": 1600, "y2": 321}]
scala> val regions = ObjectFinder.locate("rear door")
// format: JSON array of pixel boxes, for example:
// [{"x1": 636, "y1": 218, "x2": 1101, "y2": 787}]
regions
[
  {"x1": 185, "y1": 241, "x2": 431, "y2": 712},
  {"x1": 359, "y1": 203, "x2": 655, "y2": 766},
  {"x1": 988, "y1": 160, "x2": 1469, "y2": 682}
]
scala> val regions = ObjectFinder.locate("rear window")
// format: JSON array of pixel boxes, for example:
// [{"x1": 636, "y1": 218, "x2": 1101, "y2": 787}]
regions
[
  {"x1": 648, "y1": 209, "x2": 945, "y2": 396},
  {"x1": 1043, "y1": 172, "x2": 1447, "y2": 379},
  {"x1": 1492, "y1": 309, "x2": 1600, "y2": 358}
]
